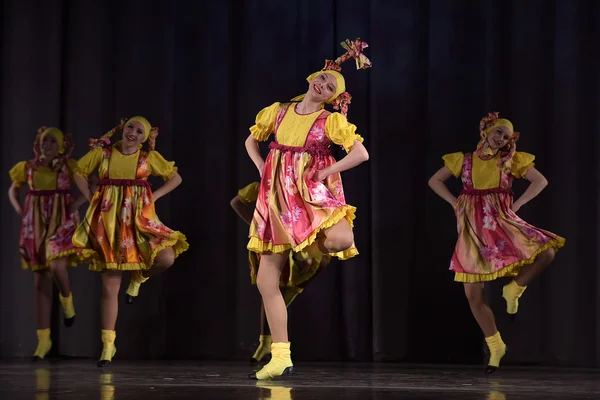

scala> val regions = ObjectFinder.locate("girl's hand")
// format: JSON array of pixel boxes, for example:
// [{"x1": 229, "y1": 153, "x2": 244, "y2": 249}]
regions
[
  {"x1": 311, "y1": 170, "x2": 328, "y2": 183},
  {"x1": 511, "y1": 202, "x2": 522, "y2": 213}
]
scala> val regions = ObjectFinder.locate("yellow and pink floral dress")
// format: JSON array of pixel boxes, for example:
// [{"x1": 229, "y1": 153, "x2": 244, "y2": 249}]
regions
[
  {"x1": 9, "y1": 159, "x2": 82, "y2": 270},
  {"x1": 72, "y1": 142, "x2": 188, "y2": 271},
  {"x1": 443, "y1": 151, "x2": 565, "y2": 282},
  {"x1": 247, "y1": 102, "x2": 362, "y2": 259},
  {"x1": 239, "y1": 182, "x2": 329, "y2": 287}
]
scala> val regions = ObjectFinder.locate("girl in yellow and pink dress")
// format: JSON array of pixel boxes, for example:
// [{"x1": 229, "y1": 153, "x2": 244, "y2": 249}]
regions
[
  {"x1": 7, "y1": 127, "x2": 85, "y2": 361},
  {"x1": 231, "y1": 182, "x2": 330, "y2": 364},
  {"x1": 244, "y1": 38, "x2": 371, "y2": 380},
  {"x1": 428, "y1": 112, "x2": 565, "y2": 374},
  {"x1": 72, "y1": 117, "x2": 188, "y2": 367}
]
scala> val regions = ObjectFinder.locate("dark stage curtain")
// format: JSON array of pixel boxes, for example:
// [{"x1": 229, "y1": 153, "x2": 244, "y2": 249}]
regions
[{"x1": 1, "y1": 0, "x2": 598, "y2": 367}]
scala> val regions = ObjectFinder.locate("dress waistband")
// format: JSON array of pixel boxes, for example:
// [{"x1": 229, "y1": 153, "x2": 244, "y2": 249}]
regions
[
  {"x1": 269, "y1": 142, "x2": 331, "y2": 157},
  {"x1": 98, "y1": 179, "x2": 151, "y2": 188},
  {"x1": 460, "y1": 187, "x2": 513, "y2": 196},
  {"x1": 29, "y1": 189, "x2": 70, "y2": 196}
]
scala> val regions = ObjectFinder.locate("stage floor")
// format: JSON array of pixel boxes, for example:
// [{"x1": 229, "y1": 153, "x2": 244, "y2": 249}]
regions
[{"x1": 0, "y1": 360, "x2": 598, "y2": 399}]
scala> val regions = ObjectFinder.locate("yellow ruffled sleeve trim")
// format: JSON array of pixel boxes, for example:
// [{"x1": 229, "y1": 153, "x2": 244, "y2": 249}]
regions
[
  {"x1": 249, "y1": 102, "x2": 280, "y2": 142},
  {"x1": 511, "y1": 151, "x2": 535, "y2": 178},
  {"x1": 442, "y1": 152, "x2": 464, "y2": 178},
  {"x1": 147, "y1": 150, "x2": 178, "y2": 180},
  {"x1": 9, "y1": 161, "x2": 27, "y2": 188},
  {"x1": 324, "y1": 112, "x2": 363, "y2": 153},
  {"x1": 76, "y1": 148, "x2": 103, "y2": 178},
  {"x1": 237, "y1": 182, "x2": 260, "y2": 203}
]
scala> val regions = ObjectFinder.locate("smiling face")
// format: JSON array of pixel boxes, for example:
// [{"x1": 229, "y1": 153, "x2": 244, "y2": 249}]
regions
[
  {"x1": 486, "y1": 125, "x2": 512, "y2": 151},
  {"x1": 305, "y1": 72, "x2": 338, "y2": 103},
  {"x1": 122, "y1": 120, "x2": 146, "y2": 147},
  {"x1": 40, "y1": 133, "x2": 60, "y2": 159}
]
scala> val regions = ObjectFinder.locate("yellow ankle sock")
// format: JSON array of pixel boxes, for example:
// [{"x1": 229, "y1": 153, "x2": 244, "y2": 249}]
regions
[
  {"x1": 502, "y1": 280, "x2": 527, "y2": 314},
  {"x1": 99, "y1": 330, "x2": 117, "y2": 362},
  {"x1": 253, "y1": 342, "x2": 294, "y2": 380},
  {"x1": 485, "y1": 332, "x2": 507, "y2": 368},
  {"x1": 251, "y1": 334, "x2": 272, "y2": 362},
  {"x1": 59, "y1": 293, "x2": 76, "y2": 319},
  {"x1": 126, "y1": 271, "x2": 149, "y2": 297},
  {"x1": 34, "y1": 329, "x2": 52, "y2": 359}
]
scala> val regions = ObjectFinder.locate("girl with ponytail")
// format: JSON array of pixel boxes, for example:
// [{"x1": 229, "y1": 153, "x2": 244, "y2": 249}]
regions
[
  {"x1": 428, "y1": 112, "x2": 565, "y2": 374},
  {"x1": 7, "y1": 126, "x2": 85, "y2": 361},
  {"x1": 72, "y1": 116, "x2": 188, "y2": 367}
]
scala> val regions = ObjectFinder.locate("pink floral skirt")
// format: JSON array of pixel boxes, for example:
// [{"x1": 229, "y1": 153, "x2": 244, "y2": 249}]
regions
[
  {"x1": 247, "y1": 146, "x2": 358, "y2": 260},
  {"x1": 451, "y1": 190, "x2": 565, "y2": 282},
  {"x1": 19, "y1": 190, "x2": 81, "y2": 271}
]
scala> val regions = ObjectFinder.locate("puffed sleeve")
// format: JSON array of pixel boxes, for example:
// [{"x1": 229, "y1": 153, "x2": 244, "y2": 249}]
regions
[
  {"x1": 237, "y1": 182, "x2": 260, "y2": 203},
  {"x1": 511, "y1": 151, "x2": 535, "y2": 178},
  {"x1": 76, "y1": 148, "x2": 103, "y2": 178},
  {"x1": 66, "y1": 158, "x2": 80, "y2": 178},
  {"x1": 442, "y1": 152, "x2": 464, "y2": 178},
  {"x1": 8, "y1": 161, "x2": 27, "y2": 188},
  {"x1": 324, "y1": 112, "x2": 364, "y2": 153},
  {"x1": 249, "y1": 102, "x2": 280, "y2": 142},
  {"x1": 147, "y1": 150, "x2": 178, "y2": 180}
]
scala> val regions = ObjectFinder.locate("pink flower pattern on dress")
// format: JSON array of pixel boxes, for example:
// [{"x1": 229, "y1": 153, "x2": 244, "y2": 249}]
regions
[
  {"x1": 18, "y1": 162, "x2": 81, "y2": 270},
  {"x1": 249, "y1": 103, "x2": 355, "y2": 253},
  {"x1": 450, "y1": 152, "x2": 564, "y2": 281},
  {"x1": 281, "y1": 206, "x2": 303, "y2": 233}
]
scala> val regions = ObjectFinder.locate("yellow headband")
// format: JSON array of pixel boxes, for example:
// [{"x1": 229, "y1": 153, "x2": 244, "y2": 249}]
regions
[
  {"x1": 308, "y1": 70, "x2": 346, "y2": 103},
  {"x1": 291, "y1": 70, "x2": 347, "y2": 104},
  {"x1": 127, "y1": 116, "x2": 152, "y2": 142},
  {"x1": 485, "y1": 118, "x2": 514, "y2": 137},
  {"x1": 41, "y1": 127, "x2": 64, "y2": 154}
]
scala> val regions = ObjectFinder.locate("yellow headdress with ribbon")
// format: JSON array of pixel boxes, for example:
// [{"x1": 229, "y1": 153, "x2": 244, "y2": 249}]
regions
[
  {"x1": 89, "y1": 116, "x2": 159, "y2": 152},
  {"x1": 127, "y1": 116, "x2": 152, "y2": 142},
  {"x1": 475, "y1": 112, "x2": 520, "y2": 172},
  {"x1": 291, "y1": 38, "x2": 372, "y2": 116},
  {"x1": 32, "y1": 126, "x2": 74, "y2": 170},
  {"x1": 40, "y1": 127, "x2": 65, "y2": 154}
]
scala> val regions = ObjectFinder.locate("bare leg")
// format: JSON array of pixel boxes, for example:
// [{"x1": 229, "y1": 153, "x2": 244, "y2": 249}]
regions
[
  {"x1": 514, "y1": 248, "x2": 555, "y2": 286},
  {"x1": 48, "y1": 257, "x2": 71, "y2": 297},
  {"x1": 256, "y1": 252, "x2": 289, "y2": 342},
  {"x1": 250, "y1": 251, "x2": 294, "y2": 379},
  {"x1": 297, "y1": 219, "x2": 354, "y2": 263},
  {"x1": 34, "y1": 271, "x2": 53, "y2": 330},
  {"x1": 260, "y1": 302, "x2": 270, "y2": 335},
  {"x1": 98, "y1": 271, "x2": 121, "y2": 367},
  {"x1": 464, "y1": 283, "x2": 497, "y2": 336},
  {"x1": 142, "y1": 247, "x2": 175, "y2": 279},
  {"x1": 464, "y1": 282, "x2": 506, "y2": 373},
  {"x1": 49, "y1": 257, "x2": 76, "y2": 325},
  {"x1": 319, "y1": 218, "x2": 354, "y2": 253},
  {"x1": 101, "y1": 271, "x2": 122, "y2": 330}
]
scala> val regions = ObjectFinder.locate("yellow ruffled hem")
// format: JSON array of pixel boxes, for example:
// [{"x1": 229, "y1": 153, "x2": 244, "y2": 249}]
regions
[
  {"x1": 454, "y1": 237, "x2": 566, "y2": 283},
  {"x1": 86, "y1": 232, "x2": 189, "y2": 272},
  {"x1": 247, "y1": 204, "x2": 358, "y2": 260},
  {"x1": 22, "y1": 249, "x2": 82, "y2": 271}
]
